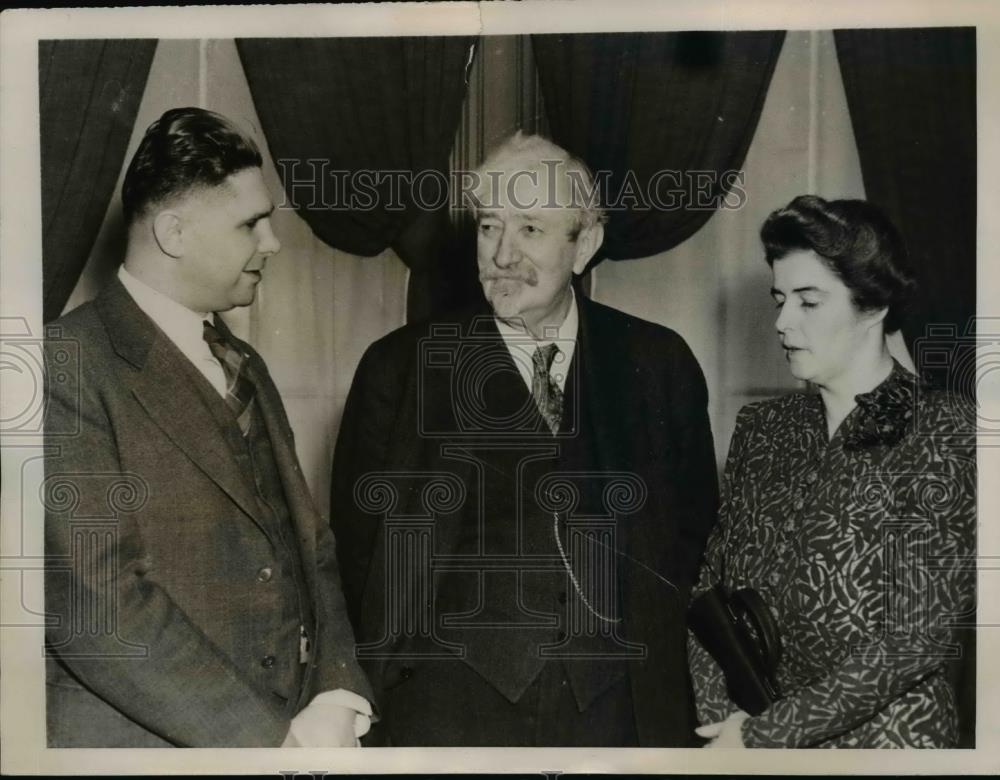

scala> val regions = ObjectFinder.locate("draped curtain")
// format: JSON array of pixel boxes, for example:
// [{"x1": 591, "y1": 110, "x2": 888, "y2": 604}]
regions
[
  {"x1": 531, "y1": 31, "x2": 785, "y2": 265},
  {"x1": 39, "y1": 39, "x2": 157, "y2": 323},
  {"x1": 835, "y1": 28, "x2": 976, "y2": 359},
  {"x1": 236, "y1": 37, "x2": 474, "y2": 320}
]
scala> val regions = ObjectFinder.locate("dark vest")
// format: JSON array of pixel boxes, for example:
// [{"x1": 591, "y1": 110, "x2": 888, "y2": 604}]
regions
[
  {"x1": 403, "y1": 337, "x2": 636, "y2": 711},
  {"x1": 225, "y1": 398, "x2": 314, "y2": 710}
]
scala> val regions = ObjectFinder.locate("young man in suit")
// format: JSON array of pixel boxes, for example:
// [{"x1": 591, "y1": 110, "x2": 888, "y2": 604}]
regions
[
  {"x1": 331, "y1": 133, "x2": 718, "y2": 746},
  {"x1": 44, "y1": 107, "x2": 372, "y2": 747}
]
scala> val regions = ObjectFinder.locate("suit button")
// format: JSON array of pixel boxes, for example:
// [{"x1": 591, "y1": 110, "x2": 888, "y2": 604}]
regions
[
  {"x1": 261, "y1": 655, "x2": 276, "y2": 669},
  {"x1": 557, "y1": 591, "x2": 567, "y2": 604},
  {"x1": 257, "y1": 566, "x2": 273, "y2": 582},
  {"x1": 805, "y1": 471, "x2": 818, "y2": 484},
  {"x1": 400, "y1": 666, "x2": 413, "y2": 680}
]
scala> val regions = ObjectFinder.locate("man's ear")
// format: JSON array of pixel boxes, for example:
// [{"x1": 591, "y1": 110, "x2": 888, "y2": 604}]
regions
[
  {"x1": 151, "y1": 210, "x2": 184, "y2": 258},
  {"x1": 573, "y1": 222, "x2": 604, "y2": 274}
]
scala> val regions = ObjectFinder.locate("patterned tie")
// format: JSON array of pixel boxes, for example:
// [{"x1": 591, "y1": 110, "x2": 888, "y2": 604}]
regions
[
  {"x1": 531, "y1": 343, "x2": 563, "y2": 434},
  {"x1": 202, "y1": 320, "x2": 256, "y2": 435}
]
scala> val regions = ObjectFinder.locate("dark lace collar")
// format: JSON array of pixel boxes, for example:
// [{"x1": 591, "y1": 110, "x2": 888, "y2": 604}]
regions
[{"x1": 842, "y1": 359, "x2": 919, "y2": 450}]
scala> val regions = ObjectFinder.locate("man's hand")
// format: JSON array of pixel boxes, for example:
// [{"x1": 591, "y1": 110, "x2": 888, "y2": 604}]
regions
[
  {"x1": 282, "y1": 702, "x2": 359, "y2": 747},
  {"x1": 695, "y1": 709, "x2": 750, "y2": 748}
]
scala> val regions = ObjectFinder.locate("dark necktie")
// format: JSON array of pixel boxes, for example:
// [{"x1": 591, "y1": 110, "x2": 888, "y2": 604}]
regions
[
  {"x1": 202, "y1": 320, "x2": 256, "y2": 435},
  {"x1": 531, "y1": 343, "x2": 563, "y2": 434}
]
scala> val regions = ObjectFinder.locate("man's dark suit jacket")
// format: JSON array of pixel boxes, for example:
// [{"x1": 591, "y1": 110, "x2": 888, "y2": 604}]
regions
[
  {"x1": 331, "y1": 294, "x2": 718, "y2": 746},
  {"x1": 44, "y1": 277, "x2": 371, "y2": 747}
]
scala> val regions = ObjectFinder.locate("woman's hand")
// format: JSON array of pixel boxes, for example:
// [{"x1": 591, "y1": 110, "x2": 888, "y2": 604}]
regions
[{"x1": 695, "y1": 710, "x2": 750, "y2": 748}]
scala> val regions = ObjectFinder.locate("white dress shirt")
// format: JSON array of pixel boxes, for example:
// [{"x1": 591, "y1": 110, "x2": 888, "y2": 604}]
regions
[{"x1": 494, "y1": 289, "x2": 579, "y2": 396}]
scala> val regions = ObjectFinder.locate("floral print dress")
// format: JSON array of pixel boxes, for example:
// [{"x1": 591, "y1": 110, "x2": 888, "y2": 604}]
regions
[{"x1": 689, "y1": 361, "x2": 976, "y2": 748}]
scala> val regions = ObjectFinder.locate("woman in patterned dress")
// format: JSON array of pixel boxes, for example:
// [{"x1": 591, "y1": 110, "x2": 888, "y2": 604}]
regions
[{"x1": 689, "y1": 195, "x2": 976, "y2": 748}]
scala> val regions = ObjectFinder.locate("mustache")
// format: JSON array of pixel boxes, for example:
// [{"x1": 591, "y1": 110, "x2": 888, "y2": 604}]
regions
[{"x1": 480, "y1": 272, "x2": 537, "y2": 286}]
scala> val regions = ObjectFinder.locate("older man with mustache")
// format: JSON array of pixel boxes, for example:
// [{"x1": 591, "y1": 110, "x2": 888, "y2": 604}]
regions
[{"x1": 331, "y1": 133, "x2": 718, "y2": 746}]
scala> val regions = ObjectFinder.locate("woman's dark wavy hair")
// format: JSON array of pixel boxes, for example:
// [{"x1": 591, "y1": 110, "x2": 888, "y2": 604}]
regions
[
  {"x1": 122, "y1": 107, "x2": 263, "y2": 225},
  {"x1": 760, "y1": 195, "x2": 916, "y2": 334}
]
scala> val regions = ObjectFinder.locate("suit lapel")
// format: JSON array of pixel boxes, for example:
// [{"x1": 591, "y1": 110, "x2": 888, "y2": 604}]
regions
[
  {"x1": 574, "y1": 297, "x2": 627, "y2": 472},
  {"x1": 573, "y1": 298, "x2": 645, "y2": 594},
  {"x1": 575, "y1": 297, "x2": 677, "y2": 666},
  {"x1": 97, "y1": 278, "x2": 268, "y2": 533},
  {"x1": 476, "y1": 315, "x2": 545, "y2": 434}
]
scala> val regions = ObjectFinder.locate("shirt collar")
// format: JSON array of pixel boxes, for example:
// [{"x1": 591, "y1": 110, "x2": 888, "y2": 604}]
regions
[
  {"x1": 494, "y1": 288, "x2": 579, "y2": 350},
  {"x1": 118, "y1": 265, "x2": 213, "y2": 354},
  {"x1": 494, "y1": 289, "x2": 579, "y2": 391}
]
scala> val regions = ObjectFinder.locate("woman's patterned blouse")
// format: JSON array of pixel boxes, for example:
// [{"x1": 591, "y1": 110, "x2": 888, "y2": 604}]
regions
[{"x1": 689, "y1": 361, "x2": 976, "y2": 748}]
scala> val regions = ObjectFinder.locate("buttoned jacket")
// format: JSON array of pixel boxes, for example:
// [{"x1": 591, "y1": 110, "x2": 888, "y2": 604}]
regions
[{"x1": 45, "y1": 277, "x2": 371, "y2": 747}]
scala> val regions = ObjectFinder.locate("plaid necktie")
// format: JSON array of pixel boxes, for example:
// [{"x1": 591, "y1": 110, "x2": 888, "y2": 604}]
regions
[
  {"x1": 203, "y1": 320, "x2": 256, "y2": 435},
  {"x1": 531, "y1": 343, "x2": 563, "y2": 434}
]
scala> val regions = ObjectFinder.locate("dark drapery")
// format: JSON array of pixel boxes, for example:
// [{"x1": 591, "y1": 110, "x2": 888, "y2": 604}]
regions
[
  {"x1": 237, "y1": 37, "x2": 474, "y2": 319},
  {"x1": 835, "y1": 28, "x2": 976, "y2": 357},
  {"x1": 531, "y1": 31, "x2": 785, "y2": 265},
  {"x1": 40, "y1": 39, "x2": 157, "y2": 323}
]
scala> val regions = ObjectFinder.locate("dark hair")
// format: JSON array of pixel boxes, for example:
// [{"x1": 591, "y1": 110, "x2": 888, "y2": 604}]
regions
[
  {"x1": 759, "y1": 195, "x2": 916, "y2": 334},
  {"x1": 121, "y1": 107, "x2": 263, "y2": 225}
]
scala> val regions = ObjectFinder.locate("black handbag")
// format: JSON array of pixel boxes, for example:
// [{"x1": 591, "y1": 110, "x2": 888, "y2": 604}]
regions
[{"x1": 688, "y1": 583, "x2": 783, "y2": 716}]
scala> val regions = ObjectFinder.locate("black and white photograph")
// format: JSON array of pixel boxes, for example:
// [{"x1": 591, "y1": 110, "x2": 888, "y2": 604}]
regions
[{"x1": 0, "y1": 1, "x2": 997, "y2": 774}]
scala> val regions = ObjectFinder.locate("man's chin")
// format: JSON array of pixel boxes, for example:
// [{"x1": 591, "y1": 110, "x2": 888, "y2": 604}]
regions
[
  {"x1": 486, "y1": 290, "x2": 525, "y2": 321},
  {"x1": 226, "y1": 286, "x2": 259, "y2": 310}
]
